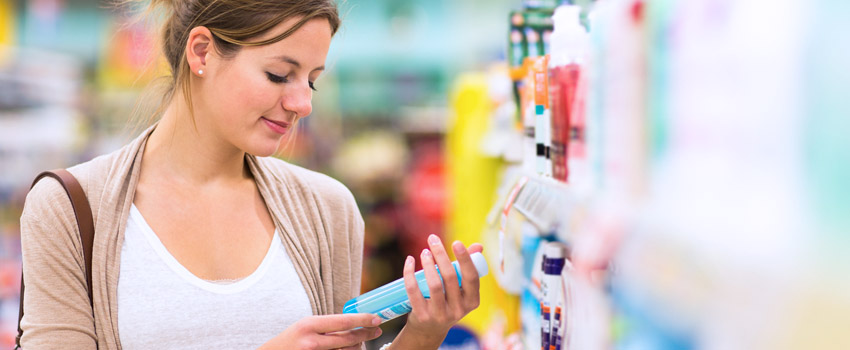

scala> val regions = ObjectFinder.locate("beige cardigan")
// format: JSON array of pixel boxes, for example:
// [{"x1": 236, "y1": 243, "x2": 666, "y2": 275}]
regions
[{"x1": 19, "y1": 125, "x2": 365, "y2": 349}]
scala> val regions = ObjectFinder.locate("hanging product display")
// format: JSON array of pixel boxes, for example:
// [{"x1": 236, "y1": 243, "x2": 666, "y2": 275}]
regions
[{"x1": 464, "y1": 0, "x2": 850, "y2": 349}]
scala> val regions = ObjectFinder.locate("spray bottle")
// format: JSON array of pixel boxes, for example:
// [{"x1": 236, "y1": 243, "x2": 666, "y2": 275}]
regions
[{"x1": 343, "y1": 253, "x2": 489, "y2": 323}]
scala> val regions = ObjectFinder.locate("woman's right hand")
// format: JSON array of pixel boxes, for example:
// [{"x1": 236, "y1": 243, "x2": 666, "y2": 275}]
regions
[{"x1": 258, "y1": 313, "x2": 383, "y2": 350}]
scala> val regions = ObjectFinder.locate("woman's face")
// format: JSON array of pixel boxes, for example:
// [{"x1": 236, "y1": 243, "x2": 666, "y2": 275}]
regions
[{"x1": 197, "y1": 17, "x2": 333, "y2": 157}]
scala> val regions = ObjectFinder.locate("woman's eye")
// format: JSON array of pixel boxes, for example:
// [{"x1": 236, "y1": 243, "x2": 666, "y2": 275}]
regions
[
  {"x1": 266, "y1": 72, "x2": 288, "y2": 84},
  {"x1": 266, "y1": 72, "x2": 317, "y2": 91}
]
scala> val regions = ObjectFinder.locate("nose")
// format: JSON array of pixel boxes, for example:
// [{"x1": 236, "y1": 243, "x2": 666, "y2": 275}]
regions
[{"x1": 281, "y1": 82, "x2": 313, "y2": 119}]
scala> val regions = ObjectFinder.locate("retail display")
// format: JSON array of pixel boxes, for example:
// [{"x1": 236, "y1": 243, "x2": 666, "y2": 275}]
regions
[{"x1": 448, "y1": 0, "x2": 850, "y2": 349}]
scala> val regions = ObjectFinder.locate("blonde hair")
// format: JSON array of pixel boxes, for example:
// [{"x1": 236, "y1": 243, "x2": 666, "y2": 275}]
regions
[{"x1": 128, "y1": 0, "x2": 340, "y2": 134}]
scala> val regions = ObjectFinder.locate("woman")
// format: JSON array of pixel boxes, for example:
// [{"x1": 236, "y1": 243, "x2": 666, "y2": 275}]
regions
[{"x1": 18, "y1": 0, "x2": 483, "y2": 349}]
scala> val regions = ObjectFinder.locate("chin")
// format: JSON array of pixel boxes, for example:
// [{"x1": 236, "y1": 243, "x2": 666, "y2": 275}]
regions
[
  {"x1": 242, "y1": 138, "x2": 283, "y2": 158},
  {"x1": 249, "y1": 145, "x2": 281, "y2": 158}
]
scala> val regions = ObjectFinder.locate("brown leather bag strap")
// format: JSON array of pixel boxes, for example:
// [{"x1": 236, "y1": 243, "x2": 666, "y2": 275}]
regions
[{"x1": 16, "y1": 169, "x2": 95, "y2": 349}]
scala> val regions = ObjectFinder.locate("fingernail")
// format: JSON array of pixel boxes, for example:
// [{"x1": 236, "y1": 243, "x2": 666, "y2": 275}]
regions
[
  {"x1": 374, "y1": 327, "x2": 383, "y2": 336},
  {"x1": 372, "y1": 317, "x2": 382, "y2": 326},
  {"x1": 422, "y1": 249, "x2": 432, "y2": 259},
  {"x1": 428, "y1": 234, "x2": 440, "y2": 246},
  {"x1": 453, "y1": 241, "x2": 464, "y2": 253},
  {"x1": 405, "y1": 255, "x2": 413, "y2": 267}
]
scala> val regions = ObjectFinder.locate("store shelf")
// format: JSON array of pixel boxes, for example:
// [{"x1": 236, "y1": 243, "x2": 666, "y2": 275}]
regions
[{"x1": 512, "y1": 173, "x2": 572, "y2": 236}]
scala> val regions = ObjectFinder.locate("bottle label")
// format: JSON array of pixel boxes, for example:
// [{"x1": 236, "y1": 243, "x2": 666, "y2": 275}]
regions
[
  {"x1": 541, "y1": 303, "x2": 551, "y2": 350},
  {"x1": 377, "y1": 300, "x2": 412, "y2": 321}
]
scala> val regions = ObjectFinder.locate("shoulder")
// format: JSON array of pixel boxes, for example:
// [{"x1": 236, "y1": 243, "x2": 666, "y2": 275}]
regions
[
  {"x1": 24, "y1": 156, "x2": 104, "y2": 219},
  {"x1": 26, "y1": 147, "x2": 125, "y2": 209},
  {"x1": 24, "y1": 175, "x2": 73, "y2": 224},
  {"x1": 24, "y1": 134, "x2": 141, "y2": 224}
]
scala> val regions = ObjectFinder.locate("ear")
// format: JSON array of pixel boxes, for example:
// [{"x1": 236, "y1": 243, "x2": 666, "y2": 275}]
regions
[{"x1": 186, "y1": 26, "x2": 214, "y2": 76}]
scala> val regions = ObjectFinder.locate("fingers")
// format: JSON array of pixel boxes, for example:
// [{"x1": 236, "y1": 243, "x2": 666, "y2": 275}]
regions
[
  {"x1": 428, "y1": 234, "x2": 463, "y2": 314},
  {"x1": 452, "y1": 241, "x2": 481, "y2": 310},
  {"x1": 468, "y1": 243, "x2": 484, "y2": 255},
  {"x1": 318, "y1": 326, "x2": 381, "y2": 349},
  {"x1": 421, "y1": 247, "x2": 447, "y2": 313},
  {"x1": 402, "y1": 255, "x2": 427, "y2": 312},
  {"x1": 306, "y1": 313, "x2": 381, "y2": 334}
]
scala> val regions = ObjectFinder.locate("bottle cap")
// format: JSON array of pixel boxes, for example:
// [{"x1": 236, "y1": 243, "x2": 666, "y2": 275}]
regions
[
  {"x1": 544, "y1": 243, "x2": 566, "y2": 274},
  {"x1": 545, "y1": 242, "x2": 565, "y2": 259},
  {"x1": 549, "y1": 4, "x2": 588, "y2": 66},
  {"x1": 470, "y1": 252, "x2": 490, "y2": 278}
]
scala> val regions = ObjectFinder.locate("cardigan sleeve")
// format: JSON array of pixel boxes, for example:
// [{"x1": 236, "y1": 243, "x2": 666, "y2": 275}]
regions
[
  {"x1": 337, "y1": 186, "x2": 367, "y2": 350},
  {"x1": 19, "y1": 178, "x2": 97, "y2": 349},
  {"x1": 329, "y1": 182, "x2": 366, "y2": 314},
  {"x1": 348, "y1": 195, "x2": 366, "y2": 303}
]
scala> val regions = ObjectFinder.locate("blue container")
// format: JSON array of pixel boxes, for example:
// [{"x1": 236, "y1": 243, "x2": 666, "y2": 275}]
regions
[{"x1": 343, "y1": 252, "x2": 489, "y2": 322}]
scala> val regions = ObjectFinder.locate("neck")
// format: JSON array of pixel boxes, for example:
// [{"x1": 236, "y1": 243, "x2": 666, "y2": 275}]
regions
[{"x1": 143, "y1": 94, "x2": 249, "y2": 186}]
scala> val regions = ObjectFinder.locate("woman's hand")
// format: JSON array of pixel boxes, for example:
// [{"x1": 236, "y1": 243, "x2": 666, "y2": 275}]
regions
[
  {"x1": 398, "y1": 235, "x2": 484, "y2": 347},
  {"x1": 258, "y1": 313, "x2": 383, "y2": 350}
]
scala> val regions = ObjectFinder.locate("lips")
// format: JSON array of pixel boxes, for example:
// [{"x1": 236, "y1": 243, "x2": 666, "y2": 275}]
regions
[{"x1": 261, "y1": 117, "x2": 291, "y2": 134}]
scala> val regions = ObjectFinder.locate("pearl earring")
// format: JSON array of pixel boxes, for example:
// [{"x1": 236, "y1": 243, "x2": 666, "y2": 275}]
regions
[{"x1": 198, "y1": 69, "x2": 204, "y2": 75}]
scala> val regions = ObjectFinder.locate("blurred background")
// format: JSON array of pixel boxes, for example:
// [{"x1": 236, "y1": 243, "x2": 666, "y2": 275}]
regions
[{"x1": 1, "y1": 0, "x2": 849, "y2": 349}]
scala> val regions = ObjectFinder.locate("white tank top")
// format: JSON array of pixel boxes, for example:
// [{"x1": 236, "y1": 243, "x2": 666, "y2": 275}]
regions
[{"x1": 118, "y1": 204, "x2": 313, "y2": 349}]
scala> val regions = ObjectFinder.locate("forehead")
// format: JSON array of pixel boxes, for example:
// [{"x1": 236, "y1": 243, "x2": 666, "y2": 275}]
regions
[{"x1": 242, "y1": 17, "x2": 333, "y2": 62}]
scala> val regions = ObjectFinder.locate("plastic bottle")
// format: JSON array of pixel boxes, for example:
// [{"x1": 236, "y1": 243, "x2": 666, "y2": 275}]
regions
[
  {"x1": 548, "y1": 5, "x2": 589, "y2": 183},
  {"x1": 539, "y1": 243, "x2": 566, "y2": 350},
  {"x1": 551, "y1": 303, "x2": 564, "y2": 350},
  {"x1": 533, "y1": 55, "x2": 552, "y2": 177},
  {"x1": 343, "y1": 252, "x2": 489, "y2": 323},
  {"x1": 522, "y1": 58, "x2": 539, "y2": 174}
]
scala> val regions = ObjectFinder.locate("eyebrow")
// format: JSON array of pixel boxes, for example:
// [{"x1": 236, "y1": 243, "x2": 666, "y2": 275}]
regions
[{"x1": 275, "y1": 55, "x2": 324, "y2": 72}]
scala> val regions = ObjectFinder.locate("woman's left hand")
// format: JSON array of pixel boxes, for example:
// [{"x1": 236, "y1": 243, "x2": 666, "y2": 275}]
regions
[{"x1": 401, "y1": 234, "x2": 484, "y2": 340}]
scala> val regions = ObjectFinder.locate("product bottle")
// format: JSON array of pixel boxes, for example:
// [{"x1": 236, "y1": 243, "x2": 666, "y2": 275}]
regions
[
  {"x1": 526, "y1": 26, "x2": 542, "y2": 59},
  {"x1": 551, "y1": 303, "x2": 563, "y2": 350},
  {"x1": 548, "y1": 5, "x2": 589, "y2": 183},
  {"x1": 533, "y1": 55, "x2": 552, "y2": 176},
  {"x1": 343, "y1": 252, "x2": 489, "y2": 323},
  {"x1": 522, "y1": 58, "x2": 538, "y2": 174},
  {"x1": 540, "y1": 243, "x2": 566, "y2": 350}
]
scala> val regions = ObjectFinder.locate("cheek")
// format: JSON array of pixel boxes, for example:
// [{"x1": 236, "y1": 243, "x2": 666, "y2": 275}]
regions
[{"x1": 214, "y1": 70, "x2": 280, "y2": 119}]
